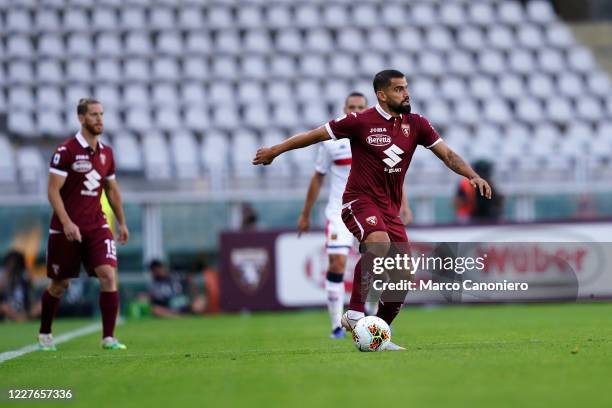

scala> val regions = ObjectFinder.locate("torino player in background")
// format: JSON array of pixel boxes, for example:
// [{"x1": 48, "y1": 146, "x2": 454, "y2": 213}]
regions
[
  {"x1": 39, "y1": 98, "x2": 129, "y2": 351},
  {"x1": 298, "y1": 92, "x2": 413, "y2": 339},
  {"x1": 254, "y1": 70, "x2": 492, "y2": 350}
]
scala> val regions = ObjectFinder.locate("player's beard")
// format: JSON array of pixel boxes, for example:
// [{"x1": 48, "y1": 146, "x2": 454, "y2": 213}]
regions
[
  {"x1": 85, "y1": 122, "x2": 103, "y2": 136},
  {"x1": 389, "y1": 99, "x2": 411, "y2": 115}
]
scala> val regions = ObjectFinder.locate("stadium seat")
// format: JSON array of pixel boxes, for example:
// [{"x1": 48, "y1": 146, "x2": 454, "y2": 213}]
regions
[
  {"x1": 497, "y1": 1, "x2": 524, "y2": 26},
  {"x1": 63, "y1": 8, "x2": 89, "y2": 31},
  {"x1": 0, "y1": 135, "x2": 17, "y2": 183},
  {"x1": 587, "y1": 70, "x2": 612, "y2": 97},
  {"x1": 126, "y1": 32, "x2": 153, "y2": 57},
  {"x1": 207, "y1": 5, "x2": 233, "y2": 29},
  {"x1": 17, "y1": 147, "x2": 45, "y2": 184},
  {"x1": 6, "y1": 9, "x2": 32, "y2": 33},
  {"x1": 558, "y1": 73, "x2": 584, "y2": 97},
  {"x1": 92, "y1": 84, "x2": 120, "y2": 108},
  {"x1": 469, "y1": 76, "x2": 497, "y2": 99},
  {"x1": 244, "y1": 30, "x2": 272, "y2": 54},
  {"x1": 568, "y1": 46, "x2": 596, "y2": 73},
  {"x1": 527, "y1": 0, "x2": 556, "y2": 24},
  {"x1": 498, "y1": 74, "x2": 525, "y2": 100},
  {"x1": 352, "y1": 4, "x2": 378, "y2": 27},
  {"x1": 261, "y1": 130, "x2": 292, "y2": 176},
  {"x1": 329, "y1": 53, "x2": 355, "y2": 76},
  {"x1": 483, "y1": 99, "x2": 512, "y2": 125},
  {"x1": 538, "y1": 49, "x2": 565, "y2": 74},
  {"x1": 439, "y1": 77, "x2": 468, "y2": 102},
  {"x1": 157, "y1": 32, "x2": 184, "y2": 57},
  {"x1": 96, "y1": 33, "x2": 122, "y2": 57},
  {"x1": 397, "y1": 27, "x2": 424, "y2": 52},
  {"x1": 37, "y1": 86, "x2": 63, "y2": 108},
  {"x1": 209, "y1": 82, "x2": 234, "y2": 104},
  {"x1": 295, "y1": 5, "x2": 320, "y2": 28},
  {"x1": 216, "y1": 31, "x2": 242, "y2": 55},
  {"x1": 36, "y1": 60, "x2": 63, "y2": 84},
  {"x1": 380, "y1": 3, "x2": 405, "y2": 27},
  {"x1": 67, "y1": 59, "x2": 93, "y2": 83},
  {"x1": 366, "y1": 28, "x2": 393, "y2": 52},
  {"x1": 276, "y1": 29, "x2": 303, "y2": 53},
  {"x1": 178, "y1": 6, "x2": 204, "y2": 29},
  {"x1": 37, "y1": 110, "x2": 66, "y2": 136},
  {"x1": 185, "y1": 33, "x2": 211, "y2": 55},
  {"x1": 8, "y1": 61, "x2": 34, "y2": 84},
  {"x1": 9, "y1": 86, "x2": 35, "y2": 108},
  {"x1": 201, "y1": 131, "x2": 230, "y2": 185},
  {"x1": 546, "y1": 98, "x2": 573, "y2": 124},
  {"x1": 300, "y1": 54, "x2": 327, "y2": 77},
  {"x1": 101, "y1": 108, "x2": 122, "y2": 134},
  {"x1": 419, "y1": 51, "x2": 445, "y2": 76},
  {"x1": 149, "y1": 7, "x2": 175, "y2": 30},
  {"x1": 468, "y1": 2, "x2": 495, "y2": 26},
  {"x1": 516, "y1": 97, "x2": 545, "y2": 125},
  {"x1": 508, "y1": 49, "x2": 537, "y2": 74},
  {"x1": 142, "y1": 132, "x2": 172, "y2": 180},
  {"x1": 126, "y1": 108, "x2": 153, "y2": 132},
  {"x1": 91, "y1": 7, "x2": 118, "y2": 30},
  {"x1": 171, "y1": 131, "x2": 201, "y2": 180},
  {"x1": 302, "y1": 104, "x2": 329, "y2": 128},
  {"x1": 267, "y1": 81, "x2": 292, "y2": 104},
  {"x1": 152, "y1": 84, "x2": 180, "y2": 108},
  {"x1": 66, "y1": 84, "x2": 90, "y2": 107},
  {"x1": 66, "y1": 34, "x2": 94, "y2": 58},
  {"x1": 457, "y1": 26, "x2": 485, "y2": 52},
  {"x1": 35, "y1": 9, "x2": 61, "y2": 32},
  {"x1": 306, "y1": 29, "x2": 334, "y2": 53},
  {"x1": 211, "y1": 105, "x2": 240, "y2": 129},
  {"x1": 446, "y1": 51, "x2": 475, "y2": 76},
  {"x1": 546, "y1": 23, "x2": 576, "y2": 49},
  {"x1": 241, "y1": 56, "x2": 268, "y2": 79},
  {"x1": 184, "y1": 106, "x2": 210, "y2": 131},
  {"x1": 272, "y1": 102, "x2": 299, "y2": 128},
  {"x1": 113, "y1": 133, "x2": 143, "y2": 172},
  {"x1": 518, "y1": 25, "x2": 545, "y2": 50},
  {"x1": 412, "y1": 4, "x2": 437, "y2": 27},
  {"x1": 266, "y1": 5, "x2": 292, "y2": 28},
  {"x1": 211, "y1": 56, "x2": 238, "y2": 80},
  {"x1": 230, "y1": 129, "x2": 260, "y2": 178},
  {"x1": 528, "y1": 74, "x2": 555, "y2": 99},
  {"x1": 487, "y1": 26, "x2": 515, "y2": 51},
  {"x1": 182, "y1": 57, "x2": 209, "y2": 80},
  {"x1": 153, "y1": 58, "x2": 181, "y2": 81},
  {"x1": 479, "y1": 50, "x2": 506, "y2": 75},
  {"x1": 576, "y1": 96, "x2": 604, "y2": 122},
  {"x1": 120, "y1": 7, "x2": 146, "y2": 30},
  {"x1": 124, "y1": 84, "x2": 149, "y2": 107},
  {"x1": 37, "y1": 34, "x2": 63, "y2": 58},
  {"x1": 180, "y1": 82, "x2": 207, "y2": 106},
  {"x1": 454, "y1": 100, "x2": 481, "y2": 126},
  {"x1": 425, "y1": 100, "x2": 452, "y2": 127},
  {"x1": 439, "y1": 3, "x2": 466, "y2": 27},
  {"x1": 295, "y1": 80, "x2": 321, "y2": 103},
  {"x1": 124, "y1": 59, "x2": 151, "y2": 81},
  {"x1": 426, "y1": 27, "x2": 454, "y2": 52},
  {"x1": 237, "y1": 6, "x2": 264, "y2": 29},
  {"x1": 243, "y1": 104, "x2": 271, "y2": 129},
  {"x1": 8, "y1": 110, "x2": 37, "y2": 138}
]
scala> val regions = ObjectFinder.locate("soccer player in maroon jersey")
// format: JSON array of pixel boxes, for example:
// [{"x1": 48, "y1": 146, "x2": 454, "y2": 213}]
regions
[
  {"x1": 39, "y1": 98, "x2": 129, "y2": 351},
  {"x1": 253, "y1": 70, "x2": 492, "y2": 350}
]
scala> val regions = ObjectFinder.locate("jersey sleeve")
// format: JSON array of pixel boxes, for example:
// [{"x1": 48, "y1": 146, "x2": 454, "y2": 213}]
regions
[
  {"x1": 417, "y1": 115, "x2": 443, "y2": 149},
  {"x1": 324, "y1": 112, "x2": 360, "y2": 140},
  {"x1": 106, "y1": 149, "x2": 116, "y2": 180},
  {"x1": 314, "y1": 143, "x2": 332, "y2": 174},
  {"x1": 49, "y1": 145, "x2": 71, "y2": 177}
]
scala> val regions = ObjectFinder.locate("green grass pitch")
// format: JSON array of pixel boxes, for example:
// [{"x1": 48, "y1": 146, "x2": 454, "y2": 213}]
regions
[{"x1": 1, "y1": 303, "x2": 611, "y2": 407}]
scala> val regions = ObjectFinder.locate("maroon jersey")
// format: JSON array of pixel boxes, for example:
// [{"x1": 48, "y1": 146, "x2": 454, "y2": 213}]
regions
[
  {"x1": 49, "y1": 132, "x2": 116, "y2": 233},
  {"x1": 325, "y1": 104, "x2": 441, "y2": 216}
]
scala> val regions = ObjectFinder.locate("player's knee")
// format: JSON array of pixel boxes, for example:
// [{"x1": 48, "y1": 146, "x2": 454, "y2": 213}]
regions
[
  {"x1": 49, "y1": 279, "x2": 69, "y2": 297},
  {"x1": 96, "y1": 267, "x2": 116, "y2": 290},
  {"x1": 363, "y1": 232, "x2": 391, "y2": 258},
  {"x1": 328, "y1": 255, "x2": 346, "y2": 273}
]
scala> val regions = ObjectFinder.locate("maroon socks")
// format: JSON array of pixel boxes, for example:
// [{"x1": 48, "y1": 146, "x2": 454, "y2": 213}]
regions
[
  {"x1": 39, "y1": 289, "x2": 61, "y2": 334},
  {"x1": 99, "y1": 291, "x2": 119, "y2": 338}
]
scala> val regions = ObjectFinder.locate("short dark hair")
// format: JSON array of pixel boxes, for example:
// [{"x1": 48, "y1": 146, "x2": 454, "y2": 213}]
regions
[
  {"x1": 373, "y1": 70, "x2": 406, "y2": 92},
  {"x1": 345, "y1": 92, "x2": 368, "y2": 105},
  {"x1": 77, "y1": 98, "x2": 101, "y2": 115},
  {"x1": 148, "y1": 259, "x2": 164, "y2": 271}
]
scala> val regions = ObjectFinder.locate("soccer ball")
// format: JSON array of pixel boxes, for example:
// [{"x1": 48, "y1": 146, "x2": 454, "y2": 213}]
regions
[{"x1": 351, "y1": 316, "x2": 391, "y2": 352}]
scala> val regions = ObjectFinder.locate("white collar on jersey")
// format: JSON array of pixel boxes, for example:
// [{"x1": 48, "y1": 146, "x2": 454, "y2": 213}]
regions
[
  {"x1": 76, "y1": 132, "x2": 104, "y2": 149},
  {"x1": 375, "y1": 103, "x2": 402, "y2": 121}
]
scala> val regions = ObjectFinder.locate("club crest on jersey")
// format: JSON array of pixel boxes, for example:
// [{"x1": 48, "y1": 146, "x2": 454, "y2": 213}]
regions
[
  {"x1": 330, "y1": 233, "x2": 338, "y2": 241},
  {"x1": 401, "y1": 124, "x2": 410, "y2": 137},
  {"x1": 72, "y1": 160, "x2": 93, "y2": 173},
  {"x1": 52, "y1": 264, "x2": 60, "y2": 276},
  {"x1": 100, "y1": 153, "x2": 106, "y2": 165},
  {"x1": 366, "y1": 216, "x2": 378, "y2": 226},
  {"x1": 366, "y1": 135, "x2": 391, "y2": 147}
]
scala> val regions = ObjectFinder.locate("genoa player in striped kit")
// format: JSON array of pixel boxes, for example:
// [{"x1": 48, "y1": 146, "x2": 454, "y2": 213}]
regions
[
  {"x1": 254, "y1": 70, "x2": 492, "y2": 350},
  {"x1": 39, "y1": 98, "x2": 129, "y2": 351}
]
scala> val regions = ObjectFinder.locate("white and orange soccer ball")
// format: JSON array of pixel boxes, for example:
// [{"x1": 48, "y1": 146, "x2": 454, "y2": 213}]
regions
[{"x1": 351, "y1": 316, "x2": 391, "y2": 352}]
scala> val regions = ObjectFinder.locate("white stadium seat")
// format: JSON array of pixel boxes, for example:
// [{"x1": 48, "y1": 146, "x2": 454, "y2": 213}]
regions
[
  {"x1": 272, "y1": 102, "x2": 299, "y2": 128},
  {"x1": 243, "y1": 104, "x2": 271, "y2": 129},
  {"x1": 336, "y1": 28, "x2": 363, "y2": 53},
  {"x1": 237, "y1": 6, "x2": 264, "y2": 29},
  {"x1": 295, "y1": 5, "x2": 320, "y2": 28},
  {"x1": 498, "y1": 74, "x2": 525, "y2": 100},
  {"x1": 8, "y1": 61, "x2": 34, "y2": 84},
  {"x1": 352, "y1": 4, "x2": 378, "y2": 27},
  {"x1": 216, "y1": 30, "x2": 241, "y2": 55},
  {"x1": 323, "y1": 5, "x2": 349, "y2": 28},
  {"x1": 67, "y1": 59, "x2": 93, "y2": 83},
  {"x1": 546, "y1": 98, "x2": 573, "y2": 124},
  {"x1": 124, "y1": 59, "x2": 151, "y2": 81},
  {"x1": 528, "y1": 74, "x2": 556, "y2": 99},
  {"x1": 498, "y1": 2, "x2": 524, "y2": 26},
  {"x1": 157, "y1": 32, "x2": 184, "y2": 56},
  {"x1": 587, "y1": 71, "x2": 612, "y2": 97},
  {"x1": 152, "y1": 84, "x2": 180, "y2": 108},
  {"x1": 439, "y1": 3, "x2": 466, "y2": 27},
  {"x1": 120, "y1": 7, "x2": 146, "y2": 30},
  {"x1": 546, "y1": 23, "x2": 576, "y2": 49},
  {"x1": 558, "y1": 73, "x2": 584, "y2": 98},
  {"x1": 142, "y1": 132, "x2": 172, "y2": 180},
  {"x1": 17, "y1": 147, "x2": 45, "y2": 184},
  {"x1": 568, "y1": 46, "x2": 597, "y2": 72},
  {"x1": 178, "y1": 6, "x2": 204, "y2": 29},
  {"x1": 0, "y1": 136, "x2": 18, "y2": 183},
  {"x1": 63, "y1": 8, "x2": 89, "y2": 31},
  {"x1": 37, "y1": 34, "x2": 63, "y2": 58},
  {"x1": 96, "y1": 33, "x2": 122, "y2": 57},
  {"x1": 124, "y1": 84, "x2": 149, "y2": 107},
  {"x1": 538, "y1": 49, "x2": 565, "y2": 74},
  {"x1": 380, "y1": 3, "x2": 405, "y2": 27},
  {"x1": 483, "y1": 99, "x2": 512, "y2": 125},
  {"x1": 478, "y1": 50, "x2": 506, "y2": 75},
  {"x1": 454, "y1": 100, "x2": 481, "y2": 126},
  {"x1": 36, "y1": 60, "x2": 63, "y2": 84},
  {"x1": 397, "y1": 27, "x2": 424, "y2": 52},
  {"x1": 426, "y1": 27, "x2": 454, "y2": 52},
  {"x1": 447, "y1": 51, "x2": 475, "y2": 76},
  {"x1": 267, "y1": 81, "x2": 292, "y2": 104},
  {"x1": 508, "y1": 49, "x2": 537, "y2": 74},
  {"x1": 457, "y1": 27, "x2": 485, "y2": 52},
  {"x1": 211, "y1": 57, "x2": 238, "y2": 80},
  {"x1": 183, "y1": 57, "x2": 209, "y2": 80},
  {"x1": 171, "y1": 131, "x2": 201, "y2": 180},
  {"x1": 8, "y1": 110, "x2": 37, "y2": 137},
  {"x1": 37, "y1": 86, "x2": 63, "y2": 108},
  {"x1": 576, "y1": 97, "x2": 604, "y2": 122},
  {"x1": 150, "y1": 7, "x2": 176, "y2": 30},
  {"x1": 296, "y1": 80, "x2": 321, "y2": 103},
  {"x1": 94, "y1": 85, "x2": 121, "y2": 108},
  {"x1": 440, "y1": 77, "x2": 468, "y2": 102},
  {"x1": 92, "y1": 8, "x2": 117, "y2": 30},
  {"x1": 527, "y1": 0, "x2": 556, "y2": 24},
  {"x1": 207, "y1": 6, "x2": 233, "y2": 29},
  {"x1": 230, "y1": 130, "x2": 260, "y2": 178},
  {"x1": 185, "y1": 33, "x2": 211, "y2": 55},
  {"x1": 412, "y1": 4, "x2": 437, "y2": 27},
  {"x1": 468, "y1": 2, "x2": 495, "y2": 26},
  {"x1": 267, "y1": 5, "x2": 292, "y2": 28},
  {"x1": 67, "y1": 34, "x2": 94, "y2": 58},
  {"x1": 470, "y1": 76, "x2": 497, "y2": 99},
  {"x1": 487, "y1": 26, "x2": 516, "y2": 51},
  {"x1": 518, "y1": 25, "x2": 545, "y2": 50},
  {"x1": 126, "y1": 108, "x2": 152, "y2": 132},
  {"x1": 37, "y1": 110, "x2": 65, "y2": 136},
  {"x1": 7, "y1": 9, "x2": 33, "y2": 33},
  {"x1": 113, "y1": 133, "x2": 143, "y2": 172},
  {"x1": 516, "y1": 98, "x2": 545, "y2": 125},
  {"x1": 367, "y1": 28, "x2": 394, "y2": 53},
  {"x1": 153, "y1": 58, "x2": 181, "y2": 81},
  {"x1": 184, "y1": 106, "x2": 210, "y2": 130}
]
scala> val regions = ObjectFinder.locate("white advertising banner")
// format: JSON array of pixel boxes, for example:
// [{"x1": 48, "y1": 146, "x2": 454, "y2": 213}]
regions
[{"x1": 275, "y1": 222, "x2": 612, "y2": 307}]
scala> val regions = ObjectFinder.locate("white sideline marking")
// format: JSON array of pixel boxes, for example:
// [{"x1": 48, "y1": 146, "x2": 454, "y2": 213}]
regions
[{"x1": 0, "y1": 319, "x2": 123, "y2": 364}]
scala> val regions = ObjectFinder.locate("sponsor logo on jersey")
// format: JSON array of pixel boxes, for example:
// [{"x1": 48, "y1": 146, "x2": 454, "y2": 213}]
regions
[
  {"x1": 370, "y1": 127, "x2": 387, "y2": 133},
  {"x1": 72, "y1": 160, "x2": 93, "y2": 173},
  {"x1": 366, "y1": 216, "x2": 378, "y2": 226},
  {"x1": 401, "y1": 124, "x2": 410, "y2": 137},
  {"x1": 81, "y1": 169, "x2": 101, "y2": 196},
  {"x1": 382, "y1": 144, "x2": 405, "y2": 168},
  {"x1": 75, "y1": 154, "x2": 89, "y2": 160},
  {"x1": 366, "y1": 134, "x2": 392, "y2": 147}
]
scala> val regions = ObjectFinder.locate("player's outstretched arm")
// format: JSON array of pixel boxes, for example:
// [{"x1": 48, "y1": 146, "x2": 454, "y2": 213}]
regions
[
  {"x1": 48, "y1": 173, "x2": 82, "y2": 242},
  {"x1": 252, "y1": 126, "x2": 331, "y2": 165},
  {"x1": 298, "y1": 172, "x2": 325, "y2": 236},
  {"x1": 430, "y1": 141, "x2": 492, "y2": 199},
  {"x1": 104, "y1": 179, "x2": 129, "y2": 244}
]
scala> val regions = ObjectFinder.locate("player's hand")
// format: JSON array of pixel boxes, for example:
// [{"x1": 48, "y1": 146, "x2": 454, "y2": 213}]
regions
[
  {"x1": 400, "y1": 207, "x2": 413, "y2": 225},
  {"x1": 252, "y1": 147, "x2": 276, "y2": 165},
  {"x1": 470, "y1": 177, "x2": 492, "y2": 199},
  {"x1": 63, "y1": 221, "x2": 82, "y2": 242},
  {"x1": 297, "y1": 213, "x2": 310, "y2": 237},
  {"x1": 117, "y1": 223, "x2": 130, "y2": 245}
]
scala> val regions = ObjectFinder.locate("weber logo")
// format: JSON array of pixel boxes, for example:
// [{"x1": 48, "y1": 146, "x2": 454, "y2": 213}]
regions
[{"x1": 366, "y1": 134, "x2": 391, "y2": 147}]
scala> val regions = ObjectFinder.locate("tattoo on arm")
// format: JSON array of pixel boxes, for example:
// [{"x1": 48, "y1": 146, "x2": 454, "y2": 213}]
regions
[{"x1": 446, "y1": 150, "x2": 477, "y2": 178}]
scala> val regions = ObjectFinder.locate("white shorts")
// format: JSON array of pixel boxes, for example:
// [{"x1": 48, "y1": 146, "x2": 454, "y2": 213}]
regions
[{"x1": 325, "y1": 214, "x2": 355, "y2": 256}]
